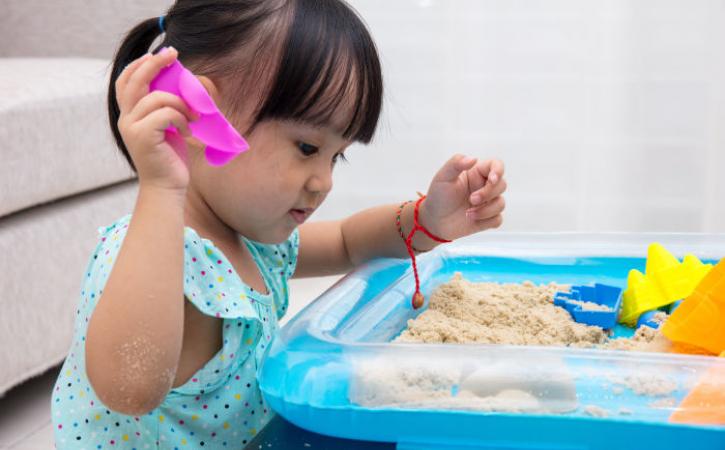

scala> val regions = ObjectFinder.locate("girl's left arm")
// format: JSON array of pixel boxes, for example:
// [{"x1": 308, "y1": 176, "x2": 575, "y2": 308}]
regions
[{"x1": 294, "y1": 154, "x2": 506, "y2": 278}]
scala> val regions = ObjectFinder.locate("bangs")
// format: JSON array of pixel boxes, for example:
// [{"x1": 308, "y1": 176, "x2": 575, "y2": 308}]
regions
[{"x1": 254, "y1": 0, "x2": 383, "y2": 143}]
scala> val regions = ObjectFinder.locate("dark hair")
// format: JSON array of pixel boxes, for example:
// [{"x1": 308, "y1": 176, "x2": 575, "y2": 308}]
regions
[{"x1": 108, "y1": 0, "x2": 383, "y2": 170}]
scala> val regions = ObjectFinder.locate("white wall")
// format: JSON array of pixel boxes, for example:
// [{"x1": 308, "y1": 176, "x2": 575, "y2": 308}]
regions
[
  {"x1": 5, "y1": 0, "x2": 722, "y2": 232},
  {"x1": 318, "y1": 0, "x2": 725, "y2": 232}
]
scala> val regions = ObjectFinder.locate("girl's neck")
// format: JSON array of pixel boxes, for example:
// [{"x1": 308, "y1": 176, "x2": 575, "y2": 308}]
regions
[
  {"x1": 183, "y1": 184, "x2": 271, "y2": 295},
  {"x1": 183, "y1": 186, "x2": 241, "y2": 249}
]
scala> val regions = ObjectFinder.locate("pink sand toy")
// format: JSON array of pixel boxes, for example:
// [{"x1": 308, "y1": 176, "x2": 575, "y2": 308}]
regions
[{"x1": 149, "y1": 59, "x2": 249, "y2": 166}]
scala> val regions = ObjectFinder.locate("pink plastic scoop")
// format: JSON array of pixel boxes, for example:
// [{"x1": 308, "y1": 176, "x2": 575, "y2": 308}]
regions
[{"x1": 149, "y1": 59, "x2": 249, "y2": 166}]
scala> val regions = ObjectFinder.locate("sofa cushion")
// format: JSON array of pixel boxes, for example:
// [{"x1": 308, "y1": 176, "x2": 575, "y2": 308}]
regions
[
  {"x1": 0, "y1": 58, "x2": 135, "y2": 216},
  {"x1": 0, "y1": 180, "x2": 137, "y2": 396},
  {"x1": 0, "y1": 0, "x2": 173, "y2": 59}
]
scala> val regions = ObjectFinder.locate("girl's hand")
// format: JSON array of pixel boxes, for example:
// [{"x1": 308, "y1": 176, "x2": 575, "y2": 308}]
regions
[
  {"x1": 115, "y1": 47, "x2": 198, "y2": 192},
  {"x1": 420, "y1": 154, "x2": 507, "y2": 240}
]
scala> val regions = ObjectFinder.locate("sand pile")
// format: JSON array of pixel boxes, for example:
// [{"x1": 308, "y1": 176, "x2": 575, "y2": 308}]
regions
[{"x1": 395, "y1": 273, "x2": 669, "y2": 352}]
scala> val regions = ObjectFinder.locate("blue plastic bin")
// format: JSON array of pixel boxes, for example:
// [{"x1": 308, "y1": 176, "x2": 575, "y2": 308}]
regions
[{"x1": 259, "y1": 233, "x2": 725, "y2": 450}]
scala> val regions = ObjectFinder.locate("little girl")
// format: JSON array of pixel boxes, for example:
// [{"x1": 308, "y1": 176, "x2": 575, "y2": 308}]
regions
[{"x1": 52, "y1": 0, "x2": 506, "y2": 448}]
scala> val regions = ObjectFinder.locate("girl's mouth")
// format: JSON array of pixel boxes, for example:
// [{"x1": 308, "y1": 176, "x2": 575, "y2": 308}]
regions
[{"x1": 289, "y1": 208, "x2": 312, "y2": 224}]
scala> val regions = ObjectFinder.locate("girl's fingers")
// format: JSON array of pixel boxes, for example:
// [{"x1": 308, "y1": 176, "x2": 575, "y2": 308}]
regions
[
  {"x1": 467, "y1": 159, "x2": 504, "y2": 205},
  {"x1": 165, "y1": 127, "x2": 190, "y2": 165},
  {"x1": 119, "y1": 47, "x2": 178, "y2": 113},
  {"x1": 487, "y1": 159, "x2": 505, "y2": 185},
  {"x1": 465, "y1": 159, "x2": 488, "y2": 195},
  {"x1": 127, "y1": 91, "x2": 198, "y2": 123},
  {"x1": 115, "y1": 53, "x2": 152, "y2": 109},
  {"x1": 137, "y1": 107, "x2": 192, "y2": 138},
  {"x1": 433, "y1": 154, "x2": 477, "y2": 183},
  {"x1": 469, "y1": 177, "x2": 507, "y2": 206},
  {"x1": 472, "y1": 214, "x2": 504, "y2": 230},
  {"x1": 466, "y1": 196, "x2": 506, "y2": 220}
]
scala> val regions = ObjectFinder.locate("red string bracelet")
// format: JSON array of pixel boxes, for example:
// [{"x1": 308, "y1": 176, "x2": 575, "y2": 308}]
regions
[
  {"x1": 404, "y1": 195, "x2": 451, "y2": 309},
  {"x1": 395, "y1": 200, "x2": 424, "y2": 253}
]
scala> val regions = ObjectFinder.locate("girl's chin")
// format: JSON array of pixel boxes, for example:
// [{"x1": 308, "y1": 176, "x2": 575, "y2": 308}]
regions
[{"x1": 246, "y1": 222, "x2": 297, "y2": 245}]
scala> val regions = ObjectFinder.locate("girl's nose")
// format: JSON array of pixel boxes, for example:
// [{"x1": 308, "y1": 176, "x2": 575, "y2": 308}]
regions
[{"x1": 305, "y1": 164, "x2": 334, "y2": 195}]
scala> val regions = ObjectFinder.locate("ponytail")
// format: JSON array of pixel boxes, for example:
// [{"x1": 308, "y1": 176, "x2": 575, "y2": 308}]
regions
[{"x1": 107, "y1": 18, "x2": 165, "y2": 171}]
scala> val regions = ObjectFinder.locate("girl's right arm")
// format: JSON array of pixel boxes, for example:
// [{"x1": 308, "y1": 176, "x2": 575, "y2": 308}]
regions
[{"x1": 85, "y1": 48, "x2": 197, "y2": 415}]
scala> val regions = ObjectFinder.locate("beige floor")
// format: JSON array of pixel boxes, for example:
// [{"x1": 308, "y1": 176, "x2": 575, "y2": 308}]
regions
[{"x1": 0, "y1": 276, "x2": 341, "y2": 450}]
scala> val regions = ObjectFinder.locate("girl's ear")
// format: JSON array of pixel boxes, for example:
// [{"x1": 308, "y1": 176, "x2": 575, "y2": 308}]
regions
[{"x1": 197, "y1": 75, "x2": 221, "y2": 105}]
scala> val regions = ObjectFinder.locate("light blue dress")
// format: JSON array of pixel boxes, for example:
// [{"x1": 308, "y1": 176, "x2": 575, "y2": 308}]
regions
[{"x1": 52, "y1": 214, "x2": 299, "y2": 449}]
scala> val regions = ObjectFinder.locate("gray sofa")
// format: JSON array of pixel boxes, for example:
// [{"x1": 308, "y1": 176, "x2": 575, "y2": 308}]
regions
[{"x1": 0, "y1": 0, "x2": 172, "y2": 395}]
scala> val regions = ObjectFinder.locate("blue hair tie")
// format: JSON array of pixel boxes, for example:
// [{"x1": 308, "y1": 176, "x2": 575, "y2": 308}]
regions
[{"x1": 158, "y1": 15, "x2": 166, "y2": 33}]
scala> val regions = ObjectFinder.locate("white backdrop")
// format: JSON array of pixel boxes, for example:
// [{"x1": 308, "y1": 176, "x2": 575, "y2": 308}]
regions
[
  {"x1": 3, "y1": 0, "x2": 722, "y2": 232},
  {"x1": 316, "y1": 0, "x2": 725, "y2": 232}
]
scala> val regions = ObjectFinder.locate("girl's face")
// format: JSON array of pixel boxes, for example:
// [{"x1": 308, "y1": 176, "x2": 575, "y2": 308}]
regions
[{"x1": 188, "y1": 118, "x2": 352, "y2": 244}]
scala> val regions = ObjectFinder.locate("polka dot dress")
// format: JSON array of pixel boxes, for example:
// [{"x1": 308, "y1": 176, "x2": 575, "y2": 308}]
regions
[{"x1": 52, "y1": 215, "x2": 299, "y2": 449}]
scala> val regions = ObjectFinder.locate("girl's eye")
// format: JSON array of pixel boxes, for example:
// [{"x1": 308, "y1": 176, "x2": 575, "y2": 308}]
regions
[{"x1": 297, "y1": 142, "x2": 319, "y2": 156}]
